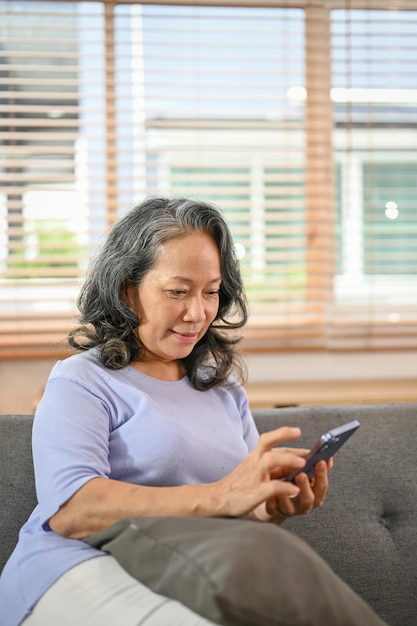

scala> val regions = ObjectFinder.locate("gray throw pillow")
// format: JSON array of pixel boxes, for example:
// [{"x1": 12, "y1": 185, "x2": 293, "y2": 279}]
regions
[{"x1": 85, "y1": 516, "x2": 387, "y2": 626}]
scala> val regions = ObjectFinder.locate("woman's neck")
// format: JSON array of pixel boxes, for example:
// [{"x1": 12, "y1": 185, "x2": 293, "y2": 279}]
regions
[{"x1": 130, "y1": 358, "x2": 186, "y2": 382}]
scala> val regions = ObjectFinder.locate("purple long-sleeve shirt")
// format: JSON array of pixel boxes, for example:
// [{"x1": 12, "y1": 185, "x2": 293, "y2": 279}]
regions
[{"x1": 0, "y1": 348, "x2": 259, "y2": 626}]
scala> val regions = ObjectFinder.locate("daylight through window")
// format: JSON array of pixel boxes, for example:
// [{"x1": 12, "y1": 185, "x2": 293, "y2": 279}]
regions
[{"x1": 1, "y1": 0, "x2": 416, "y2": 357}]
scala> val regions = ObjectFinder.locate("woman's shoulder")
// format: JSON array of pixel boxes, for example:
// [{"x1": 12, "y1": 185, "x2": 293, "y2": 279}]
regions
[
  {"x1": 48, "y1": 348, "x2": 111, "y2": 387},
  {"x1": 228, "y1": 378, "x2": 249, "y2": 405},
  {"x1": 52, "y1": 347, "x2": 100, "y2": 372}
]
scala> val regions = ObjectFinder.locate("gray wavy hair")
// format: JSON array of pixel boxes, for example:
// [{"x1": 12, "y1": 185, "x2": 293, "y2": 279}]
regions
[{"x1": 68, "y1": 196, "x2": 248, "y2": 390}]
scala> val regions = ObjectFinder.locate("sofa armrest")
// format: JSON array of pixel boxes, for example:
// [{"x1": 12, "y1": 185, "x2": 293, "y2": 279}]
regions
[{"x1": 0, "y1": 415, "x2": 37, "y2": 572}]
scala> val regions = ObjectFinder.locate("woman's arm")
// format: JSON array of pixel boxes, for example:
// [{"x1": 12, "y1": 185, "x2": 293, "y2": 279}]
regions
[{"x1": 49, "y1": 427, "x2": 314, "y2": 538}]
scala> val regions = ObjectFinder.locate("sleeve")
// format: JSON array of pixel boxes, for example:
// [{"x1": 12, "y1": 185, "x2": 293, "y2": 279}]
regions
[
  {"x1": 32, "y1": 373, "x2": 112, "y2": 528},
  {"x1": 229, "y1": 381, "x2": 259, "y2": 452}
]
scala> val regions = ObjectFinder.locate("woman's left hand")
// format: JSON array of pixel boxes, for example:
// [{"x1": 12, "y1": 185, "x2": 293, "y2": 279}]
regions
[{"x1": 249, "y1": 458, "x2": 333, "y2": 524}]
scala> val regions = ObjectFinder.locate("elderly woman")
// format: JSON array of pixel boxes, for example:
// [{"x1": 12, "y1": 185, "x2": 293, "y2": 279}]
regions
[{"x1": 0, "y1": 197, "x2": 383, "y2": 626}]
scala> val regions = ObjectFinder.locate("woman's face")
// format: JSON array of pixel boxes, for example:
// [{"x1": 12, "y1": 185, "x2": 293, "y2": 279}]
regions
[{"x1": 126, "y1": 231, "x2": 222, "y2": 368}]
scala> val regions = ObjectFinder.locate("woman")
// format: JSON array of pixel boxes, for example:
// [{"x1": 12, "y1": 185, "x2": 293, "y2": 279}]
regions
[{"x1": 0, "y1": 196, "x2": 331, "y2": 626}]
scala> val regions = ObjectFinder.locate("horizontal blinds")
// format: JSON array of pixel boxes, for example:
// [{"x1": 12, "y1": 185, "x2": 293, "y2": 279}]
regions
[
  {"x1": 0, "y1": 1, "x2": 108, "y2": 356},
  {"x1": 115, "y1": 3, "x2": 332, "y2": 351},
  {"x1": 1, "y1": 0, "x2": 417, "y2": 358},
  {"x1": 330, "y1": 4, "x2": 417, "y2": 350}
]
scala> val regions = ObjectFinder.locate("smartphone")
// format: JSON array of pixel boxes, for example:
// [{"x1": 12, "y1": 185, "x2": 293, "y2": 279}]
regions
[{"x1": 285, "y1": 419, "x2": 360, "y2": 483}]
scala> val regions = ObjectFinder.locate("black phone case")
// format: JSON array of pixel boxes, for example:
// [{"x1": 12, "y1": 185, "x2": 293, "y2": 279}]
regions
[{"x1": 285, "y1": 419, "x2": 360, "y2": 483}]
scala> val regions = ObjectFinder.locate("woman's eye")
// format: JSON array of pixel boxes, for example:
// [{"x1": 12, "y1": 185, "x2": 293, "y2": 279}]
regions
[
  {"x1": 166, "y1": 289, "x2": 219, "y2": 298},
  {"x1": 167, "y1": 290, "x2": 187, "y2": 297},
  {"x1": 206, "y1": 290, "x2": 220, "y2": 297}
]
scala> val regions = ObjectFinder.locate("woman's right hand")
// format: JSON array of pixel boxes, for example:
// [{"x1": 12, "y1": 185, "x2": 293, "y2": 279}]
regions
[{"x1": 213, "y1": 427, "x2": 308, "y2": 518}]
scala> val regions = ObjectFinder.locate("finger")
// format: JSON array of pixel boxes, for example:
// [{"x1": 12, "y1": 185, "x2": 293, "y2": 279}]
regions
[
  {"x1": 268, "y1": 447, "x2": 310, "y2": 481},
  {"x1": 265, "y1": 494, "x2": 295, "y2": 519},
  {"x1": 273, "y1": 473, "x2": 315, "y2": 517},
  {"x1": 292, "y1": 472, "x2": 316, "y2": 513},
  {"x1": 256, "y1": 427, "x2": 302, "y2": 452},
  {"x1": 310, "y1": 460, "x2": 329, "y2": 507},
  {"x1": 268, "y1": 460, "x2": 330, "y2": 520},
  {"x1": 265, "y1": 448, "x2": 308, "y2": 477}
]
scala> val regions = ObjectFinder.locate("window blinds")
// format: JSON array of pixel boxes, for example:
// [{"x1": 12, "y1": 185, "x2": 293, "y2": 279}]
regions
[
  {"x1": 0, "y1": 1, "x2": 108, "y2": 356},
  {"x1": 1, "y1": 0, "x2": 416, "y2": 358}
]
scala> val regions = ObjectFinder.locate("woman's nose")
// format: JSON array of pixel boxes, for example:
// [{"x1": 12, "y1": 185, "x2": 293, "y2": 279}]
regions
[{"x1": 183, "y1": 297, "x2": 206, "y2": 322}]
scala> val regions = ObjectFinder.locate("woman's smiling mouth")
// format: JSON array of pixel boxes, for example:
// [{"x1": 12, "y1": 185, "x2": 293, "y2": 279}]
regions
[{"x1": 171, "y1": 330, "x2": 200, "y2": 343}]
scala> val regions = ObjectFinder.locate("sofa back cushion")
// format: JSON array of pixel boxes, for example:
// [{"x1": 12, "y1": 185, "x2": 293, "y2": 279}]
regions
[{"x1": 254, "y1": 403, "x2": 417, "y2": 626}]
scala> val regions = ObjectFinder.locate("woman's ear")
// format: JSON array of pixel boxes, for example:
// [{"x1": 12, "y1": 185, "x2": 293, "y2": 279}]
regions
[{"x1": 121, "y1": 280, "x2": 137, "y2": 310}]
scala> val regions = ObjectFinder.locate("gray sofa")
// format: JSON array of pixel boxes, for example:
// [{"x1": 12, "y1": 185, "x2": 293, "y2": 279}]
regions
[{"x1": 1, "y1": 404, "x2": 417, "y2": 626}]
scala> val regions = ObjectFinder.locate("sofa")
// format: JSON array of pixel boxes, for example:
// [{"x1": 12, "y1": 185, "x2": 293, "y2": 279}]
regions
[{"x1": 1, "y1": 403, "x2": 416, "y2": 626}]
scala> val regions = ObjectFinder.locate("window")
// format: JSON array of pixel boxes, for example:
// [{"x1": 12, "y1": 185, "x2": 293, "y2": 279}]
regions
[
  {"x1": 331, "y1": 5, "x2": 417, "y2": 349},
  {"x1": 363, "y1": 162, "x2": 416, "y2": 276},
  {"x1": 0, "y1": 1, "x2": 107, "y2": 356},
  {"x1": 1, "y1": 0, "x2": 416, "y2": 358}
]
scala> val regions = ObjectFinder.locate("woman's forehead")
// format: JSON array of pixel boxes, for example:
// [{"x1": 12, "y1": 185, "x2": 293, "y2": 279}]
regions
[{"x1": 151, "y1": 232, "x2": 221, "y2": 277}]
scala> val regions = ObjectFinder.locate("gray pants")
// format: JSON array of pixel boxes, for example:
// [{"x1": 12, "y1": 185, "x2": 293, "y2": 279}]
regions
[{"x1": 23, "y1": 555, "x2": 215, "y2": 625}]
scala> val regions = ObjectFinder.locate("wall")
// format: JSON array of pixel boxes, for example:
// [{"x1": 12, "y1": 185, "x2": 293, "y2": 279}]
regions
[
  {"x1": 1, "y1": 350, "x2": 417, "y2": 414},
  {"x1": 0, "y1": 359, "x2": 56, "y2": 414},
  {"x1": 244, "y1": 351, "x2": 417, "y2": 382}
]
